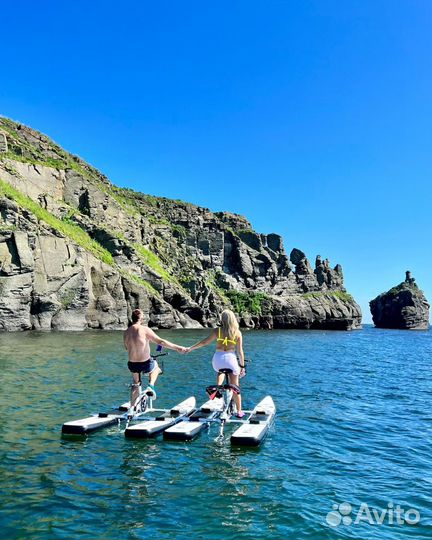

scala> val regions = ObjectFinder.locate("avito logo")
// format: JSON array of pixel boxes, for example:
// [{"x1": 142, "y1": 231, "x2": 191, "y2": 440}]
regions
[{"x1": 326, "y1": 502, "x2": 420, "y2": 527}]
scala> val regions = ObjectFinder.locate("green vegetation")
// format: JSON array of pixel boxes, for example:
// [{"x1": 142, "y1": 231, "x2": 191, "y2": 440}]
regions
[
  {"x1": 387, "y1": 282, "x2": 419, "y2": 297},
  {"x1": 1, "y1": 151, "x2": 65, "y2": 170},
  {"x1": 0, "y1": 118, "x2": 141, "y2": 217},
  {"x1": 147, "y1": 215, "x2": 170, "y2": 226},
  {"x1": 225, "y1": 290, "x2": 272, "y2": 316},
  {"x1": 59, "y1": 289, "x2": 78, "y2": 309},
  {"x1": 0, "y1": 119, "x2": 193, "y2": 300},
  {"x1": 0, "y1": 119, "x2": 207, "y2": 234},
  {"x1": 0, "y1": 223, "x2": 16, "y2": 232},
  {"x1": 171, "y1": 223, "x2": 187, "y2": 239},
  {"x1": 113, "y1": 188, "x2": 160, "y2": 208},
  {"x1": 107, "y1": 187, "x2": 141, "y2": 217},
  {"x1": 173, "y1": 198, "x2": 195, "y2": 209},
  {"x1": 0, "y1": 177, "x2": 114, "y2": 265},
  {"x1": 119, "y1": 269, "x2": 160, "y2": 296},
  {"x1": 303, "y1": 290, "x2": 354, "y2": 302},
  {"x1": 0, "y1": 160, "x2": 20, "y2": 177},
  {"x1": 0, "y1": 119, "x2": 21, "y2": 141},
  {"x1": 202, "y1": 270, "x2": 229, "y2": 304},
  {"x1": 133, "y1": 244, "x2": 173, "y2": 282},
  {"x1": 0, "y1": 118, "x2": 82, "y2": 171},
  {"x1": 331, "y1": 290, "x2": 354, "y2": 302},
  {"x1": 0, "y1": 176, "x2": 168, "y2": 297},
  {"x1": 141, "y1": 194, "x2": 159, "y2": 207}
]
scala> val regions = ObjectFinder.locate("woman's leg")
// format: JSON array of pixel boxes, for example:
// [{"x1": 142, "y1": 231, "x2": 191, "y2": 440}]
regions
[{"x1": 229, "y1": 373, "x2": 242, "y2": 413}]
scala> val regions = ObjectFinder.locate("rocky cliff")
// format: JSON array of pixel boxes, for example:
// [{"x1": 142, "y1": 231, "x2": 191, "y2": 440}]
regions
[
  {"x1": 370, "y1": 272, "x2": 430, "y2": 330},
  {"x1": 0, "y1": 117, "x2": 362, "y2": 331}
]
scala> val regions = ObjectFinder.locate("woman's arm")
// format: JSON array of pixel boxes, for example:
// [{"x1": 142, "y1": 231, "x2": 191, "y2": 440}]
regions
[
  {"x1": 188, "y1": 330, "x2": 216, "y2": 352},
  {"x1": 236, "y1": 332, "x2": 246, "y2": 370},
  {"x1": 145, "y1": 327, "x2": 187, "y2": 353}
]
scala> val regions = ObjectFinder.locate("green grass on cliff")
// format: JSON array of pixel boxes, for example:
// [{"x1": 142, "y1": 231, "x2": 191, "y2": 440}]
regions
[
  {"x1": 226, "y1": 290, "x2": 272, "y2": 316},
  {"x1": 0, "y1": 178, "x2": 114, "y2": 265},
  {"x1": 386, "y1": 282, "x2": 419, "y2": 297},
  {"x1": 100, "y1": 226, "x2": 175, "y2": 284},
  {"x1": 119, "y1": 269, "x2": 160, "y2": 296},
  {"x1": 303, "y1": 291, "x2": 354, "y2": 302},
  {"x1": 133, "y1": 244, "x2": 174, "y2": 282},
  {"x1": 1, "y1": 151, "x2": 66, "y2": 170}
]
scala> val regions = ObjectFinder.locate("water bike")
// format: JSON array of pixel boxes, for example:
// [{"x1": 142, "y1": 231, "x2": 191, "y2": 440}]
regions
[
  {"x1": 164, "y1": 368, "x2": 276, "y2": 446},
  {"x1": 61, "y1": 348, "x2": 195, "y2": 436}
]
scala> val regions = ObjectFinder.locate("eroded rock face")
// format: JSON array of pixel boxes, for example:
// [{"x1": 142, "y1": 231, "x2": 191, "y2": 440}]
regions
[
  {"x1": 0, "y1": 204, "x2": 201, "y2": 331},
  {"x1": 370, "y1": 273, "x2": 430, "y2": 330},
  {"x1": 0, "y1": 116, "x2": 362, "y2": 331}
]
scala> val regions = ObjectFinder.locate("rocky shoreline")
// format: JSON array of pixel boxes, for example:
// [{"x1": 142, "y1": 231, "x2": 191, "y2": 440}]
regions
[{"x1": 0, "y1": 117, "x2": 362, "y2": 331}]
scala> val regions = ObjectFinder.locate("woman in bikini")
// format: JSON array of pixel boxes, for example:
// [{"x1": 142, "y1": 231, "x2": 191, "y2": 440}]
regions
[{"x1": 187, "y1": 309, "x2": 246, "y2": 417}]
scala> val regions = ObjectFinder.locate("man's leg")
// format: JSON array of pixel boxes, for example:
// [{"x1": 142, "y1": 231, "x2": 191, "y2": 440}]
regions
[{"x1": 130, "y1": 372, "x2": 141, "y2": 412}]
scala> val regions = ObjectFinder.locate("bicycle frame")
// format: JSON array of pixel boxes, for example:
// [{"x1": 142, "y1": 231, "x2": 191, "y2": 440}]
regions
[
  {"x1": 206, "y1": 369, "x2": 240, "y2": 437},
  {"x1": 126, "y1": 350, "x2": 167, "y2": 427}
]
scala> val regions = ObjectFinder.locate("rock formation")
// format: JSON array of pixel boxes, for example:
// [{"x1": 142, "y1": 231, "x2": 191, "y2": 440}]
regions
[
  {"x1": 0, "y1": 116, "x2": 362, "y2": 331},
  {"x1": 370, "y1": 272, "x2": 430, "y2": 330}
]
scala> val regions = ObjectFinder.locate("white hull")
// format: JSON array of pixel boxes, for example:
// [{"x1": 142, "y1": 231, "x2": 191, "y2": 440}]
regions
[
  {"x1": 62, "y1": 413, "x2": 120, "y2": 435},
  {"x1": 230, "y1": 396, "x2": 275, "y2": 446},
  {"x1": 125, "y1": 397, "x2": 196, "y2": 438},
  {"x1": 164, "y1": 397, "x2": 224, "y2": 441}
]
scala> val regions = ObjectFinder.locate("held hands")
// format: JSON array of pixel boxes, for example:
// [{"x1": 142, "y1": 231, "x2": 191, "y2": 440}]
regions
[{"x1": 175, "y1": 346, "x2": 194, "y2": 354}]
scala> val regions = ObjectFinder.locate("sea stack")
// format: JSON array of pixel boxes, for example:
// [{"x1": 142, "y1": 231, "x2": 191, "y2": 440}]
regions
[{"x1": 370, "y1": 272, "x2": 430, "y2": 330}]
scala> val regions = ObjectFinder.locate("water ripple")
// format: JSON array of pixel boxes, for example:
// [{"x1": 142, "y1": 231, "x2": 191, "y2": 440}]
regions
[{"x1": 0, "y1": 327, "x2": 431, "y2": 539}]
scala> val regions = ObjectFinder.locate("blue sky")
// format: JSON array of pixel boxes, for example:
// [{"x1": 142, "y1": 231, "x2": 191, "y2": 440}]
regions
[{"x1": 1, "y1": 1, "x2": 431, "y2": 323}]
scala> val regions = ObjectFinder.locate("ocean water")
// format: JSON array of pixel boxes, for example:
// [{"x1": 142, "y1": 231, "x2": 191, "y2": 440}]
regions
[{"x1": 0, "y1": 326, "x2": 431, "y2": 540}]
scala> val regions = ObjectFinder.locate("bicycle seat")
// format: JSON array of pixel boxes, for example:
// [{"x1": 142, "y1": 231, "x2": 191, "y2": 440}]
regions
[{"x1": 218, "y1": 368, "x2": 233, "y2": 374}]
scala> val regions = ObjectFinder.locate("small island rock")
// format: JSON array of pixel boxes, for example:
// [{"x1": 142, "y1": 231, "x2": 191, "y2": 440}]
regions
[{"x1": 370, "y1": 272, "x2": 430, "y2": 330}]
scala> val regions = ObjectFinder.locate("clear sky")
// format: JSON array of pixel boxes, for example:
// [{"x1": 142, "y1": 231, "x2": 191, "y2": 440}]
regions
[{"x1": 1, "y1": 1, "x2": 431, "y2": 323}]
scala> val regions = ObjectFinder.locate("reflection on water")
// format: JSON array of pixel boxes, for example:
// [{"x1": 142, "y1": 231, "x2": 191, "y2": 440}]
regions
[{"x1": 0, "y1": 327, "x2": 431, "y2": 539}]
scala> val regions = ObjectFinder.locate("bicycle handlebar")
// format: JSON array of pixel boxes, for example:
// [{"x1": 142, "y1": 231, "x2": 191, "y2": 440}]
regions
[{"x1": 152, "y1": 352, "x2": 168, "y2": 359}]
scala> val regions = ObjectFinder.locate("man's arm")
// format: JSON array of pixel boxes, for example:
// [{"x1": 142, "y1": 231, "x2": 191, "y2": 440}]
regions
[{"x1": 145, "y1": 327, "x2": 187, "y2": 353}]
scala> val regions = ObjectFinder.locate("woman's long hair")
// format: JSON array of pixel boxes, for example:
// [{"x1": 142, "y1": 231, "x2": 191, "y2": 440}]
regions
[{"x1": 220, "y1": 309, "x2": 239, "y2": 341}]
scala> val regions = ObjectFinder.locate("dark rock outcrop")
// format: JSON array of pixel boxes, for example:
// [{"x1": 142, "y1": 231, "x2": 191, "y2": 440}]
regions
[
  {"x1": 0, "y1": 116, "x2": 362, "y2": 331},
  {"x1": 370, "y1": 272, "x2": 430, "y2": 330}
]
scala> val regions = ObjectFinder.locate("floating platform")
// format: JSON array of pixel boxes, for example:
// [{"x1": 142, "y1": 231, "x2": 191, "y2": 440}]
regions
[
  {"x1": 124, "y1": 397, "x2": 196, "y2": 438},
  {"x1": 230, "y1": 396, "x2": 275, "y2": 446},
  {"x1": 61, "y1": 412, "x2": 121, "y2": 435},
  {"x1": 163, "y1": 397, "x2": 224, "y2": 441}
]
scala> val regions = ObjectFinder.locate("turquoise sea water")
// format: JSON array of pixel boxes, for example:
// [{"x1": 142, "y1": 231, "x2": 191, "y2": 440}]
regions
[{"x1": 0, "y1": 326, "x2": 431, "y2": 540}]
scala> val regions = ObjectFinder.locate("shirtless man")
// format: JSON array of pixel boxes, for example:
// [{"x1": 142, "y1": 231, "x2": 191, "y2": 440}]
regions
[{"x1": 124, "y1": 309, "x2": 187, "y2": 407}]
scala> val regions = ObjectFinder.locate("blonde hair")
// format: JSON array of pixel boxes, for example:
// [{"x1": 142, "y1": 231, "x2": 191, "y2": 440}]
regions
[{"x1": 220, "y1": 309, "x2": 239, "y2": 341}]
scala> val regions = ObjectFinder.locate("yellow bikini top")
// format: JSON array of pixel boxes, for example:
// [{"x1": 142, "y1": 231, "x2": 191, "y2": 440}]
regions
[{"x1": 217, "y1": 328, "x2": 237, "y2": 347}]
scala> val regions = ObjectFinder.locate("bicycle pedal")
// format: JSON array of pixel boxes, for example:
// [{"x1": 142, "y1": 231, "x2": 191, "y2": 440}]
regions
[{"x1": 144, "y1": 387, "x2": 157, "y2": 399}]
